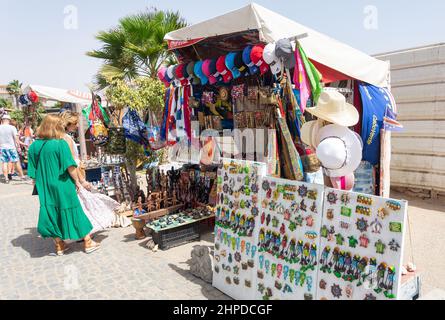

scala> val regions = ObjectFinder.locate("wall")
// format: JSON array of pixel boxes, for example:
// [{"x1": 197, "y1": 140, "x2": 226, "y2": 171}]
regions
[{"x1": 375, "y1": 44, "x2": 445, "y2": 196}]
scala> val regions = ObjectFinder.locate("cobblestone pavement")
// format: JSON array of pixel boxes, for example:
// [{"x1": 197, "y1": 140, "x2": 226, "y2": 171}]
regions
[
  {"x1": 1, "y1": 181, "x2": 444, "y2": 300},
  {"x1": 0, "y1": 180, "x2": 229, "y2": 300}
]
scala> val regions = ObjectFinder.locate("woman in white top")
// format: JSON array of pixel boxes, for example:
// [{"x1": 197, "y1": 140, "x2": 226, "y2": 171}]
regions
[{"x1": 60, "y1": 111, "x2": 118, "y2": 234}]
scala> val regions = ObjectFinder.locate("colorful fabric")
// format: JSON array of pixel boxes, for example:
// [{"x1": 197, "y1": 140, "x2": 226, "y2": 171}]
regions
[
  {"x1": 1, "y1": 148, "x2": 19, "y2": 162},
  {"x1": 293, "y1": 46, "x2": 311, "y2": 113},
  {"x1": 122, "y1": 109, "x2": 150, "y2": 147},
  {"x1": 296, "y1": 45, "x2": 323, "y2": 105}
]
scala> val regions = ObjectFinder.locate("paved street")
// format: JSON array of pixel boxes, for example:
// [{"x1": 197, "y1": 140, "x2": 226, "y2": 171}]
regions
[
  {"x1": 0, "y1": 181, "x2": 444, "y2": 300},
  {"x1": 0, "y1": 180, "x2": 229, "y2": 300}
]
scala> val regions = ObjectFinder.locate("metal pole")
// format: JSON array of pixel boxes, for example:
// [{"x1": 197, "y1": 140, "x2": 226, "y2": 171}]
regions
[{"x1": 75, "y1": 103, "x2": 87, "y2": 160}]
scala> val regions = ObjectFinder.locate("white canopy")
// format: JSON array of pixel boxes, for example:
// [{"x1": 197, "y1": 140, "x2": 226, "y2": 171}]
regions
[
  {"x1": 165, "y1": 3, "x2": 389, "y2": 87},
  {"x1": 24, "y1": 84, "x2": 95, "y2": 105}
]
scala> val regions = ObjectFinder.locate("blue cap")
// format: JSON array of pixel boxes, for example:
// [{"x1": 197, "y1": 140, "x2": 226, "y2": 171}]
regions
[
  {"x1": 194, "y1": 61, "x2": 208, "y2": 85},
  {"x1": 225, "y1": 52, "x2": 241, "y2": 79},
  {"x1": 242, "y1": 46, "x2": 259, "y2": 75}
]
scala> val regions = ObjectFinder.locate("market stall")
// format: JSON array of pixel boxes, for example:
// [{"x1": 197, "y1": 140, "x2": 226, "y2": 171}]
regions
[{"x1": 150, "y1": 2, "x2": 418, "y2": 299}]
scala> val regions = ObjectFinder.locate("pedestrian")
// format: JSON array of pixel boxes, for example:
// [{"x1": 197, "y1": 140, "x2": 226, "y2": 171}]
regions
[
  {"x1": 0, "y1": 114, "x2": 27, "y2": 183},
  {"x1": 27, "y1": 114, "x2": 101, "y2": 255},
  {"x1": 60, "y1": 111, "x2": 117, "y2": 234}
]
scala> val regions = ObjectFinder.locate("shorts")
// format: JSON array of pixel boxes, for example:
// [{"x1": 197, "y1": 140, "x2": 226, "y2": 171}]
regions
[{"x1": 1, "y1": 149, "x2": 19, "y2": 163}]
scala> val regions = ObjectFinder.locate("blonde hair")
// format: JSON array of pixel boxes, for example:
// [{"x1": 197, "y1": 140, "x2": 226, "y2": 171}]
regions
[
  {"x1": 60, "y1": 111, "x2": 79, "y2": 130},
  {"x1": 36, "y1": 114, "x2": 65, "y2": 139}
]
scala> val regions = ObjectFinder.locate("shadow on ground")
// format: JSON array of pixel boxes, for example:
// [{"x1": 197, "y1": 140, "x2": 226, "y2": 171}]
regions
[{"x1": 11, "y1": 228, "x2": 109, "y2": 257}]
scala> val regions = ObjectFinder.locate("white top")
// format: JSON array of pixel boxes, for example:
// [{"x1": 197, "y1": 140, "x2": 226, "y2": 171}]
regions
[
  {"x1": 64, "y1": 133, "x2": 80, "y2": 165},
  {"x1": 0, "y1": 124, "x2": 18, "y2": 150}
]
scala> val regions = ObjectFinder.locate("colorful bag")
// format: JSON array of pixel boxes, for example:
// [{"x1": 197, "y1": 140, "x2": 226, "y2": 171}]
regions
[{"x1": 122, "y1": 109, "x2": 149, "y2": 148}]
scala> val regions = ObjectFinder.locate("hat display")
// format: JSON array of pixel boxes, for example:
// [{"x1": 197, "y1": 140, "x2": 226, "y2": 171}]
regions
[
  {"x1": 316, "y1": 124, "x2": 363, "y2": 178},
  {"x1": 306, "y1": 90, "x2": 359, "y2": 127},
  {"x1": 263, "y1": 43, "x2": 282, "y2": 75},
  {"x1": 234, "y1": 51, "x2": 249, "y2": 75},
  {"x1": 216, "y1": 55, "x2": 233, "y2": 83},
  {"x1": 300, "y1": 120, "x2": 323, "y2": 148},
  {"x1": 175, "y1": 64, "x2": 188, "y2": 86},
  {"x1": 250, "y1": 44, "x2": 269, "y2": 75},
  {"x1": 275, "y1": 38, "x2": 296, "y2": 69},
  {"x1": 157, "y1": 67, "x2": 170, "y2": 87},
  {"x1": 225, "y1": 52, "x2": 241, "y2": 79},
  {"x1": 194, "y1": 61, "x2": 208, "y2": 85},
  {"x1": 202, "y1": 59, "x2": 217, "y2": 85},
  {"x1": 209, "y1": 58, "x2": 223, "y2": 83},
  {"x1": 242, "y1": 46, "x2": 259, "y2": 75}
]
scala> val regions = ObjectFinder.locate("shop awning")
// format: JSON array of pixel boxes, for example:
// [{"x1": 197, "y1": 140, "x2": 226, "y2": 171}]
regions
[
  {"x1": 24, "y1": 84, "x2": 96, "y2": 105},
  {"x1": 165, "y1": 3, "x2": 389, "y2": 87}
]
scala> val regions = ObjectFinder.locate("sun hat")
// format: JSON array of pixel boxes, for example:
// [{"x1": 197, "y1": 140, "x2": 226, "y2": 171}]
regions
[
  {"x1": 202, "y1": 59, "x2": 217, "y2": 85},
  {"x1": 263, "y1": 43, "x2": 282, "y2": 75},
  {"x1": 175, "y1": 64, "x2": 188, "y2": 86},
  {"x1": 306, "y1": 90, "x2": 359, "y2": 127},
  {"x1": 225, "y1": 52, "x2": 241, "y2": 79},
  {"x1": 275, "y1": 38, "x2": 296, "y2": 69},
  {"x1": 316, "y1": 124, "x2": 363, "y2": 178},
  {"x1": 250, "y1": 44, "x2": 269, "y2": 75},
  {"x1": 194, "y1": 61, "x2": 208, "y2": 85},
  {"x1": 186, "y1": 61, "x2": 200, "y2": 85},
  {"x1": 216, "y1": 55, "x2": 233, "y2": 83},
  {"x1": 300, "y1": 120, "x2": 323, "y2": 148},
  {"x1": 234, "y1": 51, "x2": 249, "y2": 76},
  {"x1": 209, "y1": 58, "x2": 223, "y2": 83},
  {"x1": 157, "y1": 66, "x2": 170, "y2": 87},
  {"x1": 330, "y1": 173, "x2": 355, "y2": 191},
  {"x1": 242, "y1": 46, "x2": 259, "y2": 75},
  {"x1": 2, "y1": 114, "x2": 11, "y2": 120}
]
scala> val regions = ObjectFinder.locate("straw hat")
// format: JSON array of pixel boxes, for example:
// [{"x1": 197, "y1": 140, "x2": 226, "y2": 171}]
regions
[
  {"x1": 300, "y1": 120, "x2": 323, "y2": 148},
  {"x1": 306, "y1": 90, "x2": 359, "y2": 127},
  {"x1": 316, "y1": 124, "x2": 363, "y2": 178}
]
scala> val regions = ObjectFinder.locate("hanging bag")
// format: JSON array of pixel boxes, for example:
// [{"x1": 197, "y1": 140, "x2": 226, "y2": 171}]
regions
[{"x1": 89, "y1": 97, "x2": 109, "y2": 146}]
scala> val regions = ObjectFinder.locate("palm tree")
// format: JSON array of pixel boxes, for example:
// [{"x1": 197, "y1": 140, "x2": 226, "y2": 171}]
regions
[
  {"x1": 0, "y1": 98, "x2": 12, "y2": 109},
  {"x1": 87, "y1": 9, "x2": 187, "y2": 88},
  {"x1": 6, "y1": 80, "x2": 22, "y2": 109}
]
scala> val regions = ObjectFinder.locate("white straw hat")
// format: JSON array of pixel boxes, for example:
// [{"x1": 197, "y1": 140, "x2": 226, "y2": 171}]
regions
[
  {"x1": 316, "y1": 124, "x2": 363, "y2": 178},
  {"x1": 306, "y1": 90, "x2": 359, "y2": 127}
]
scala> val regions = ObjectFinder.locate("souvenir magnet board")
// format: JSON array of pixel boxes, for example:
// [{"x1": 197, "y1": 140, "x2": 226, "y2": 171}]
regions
[
  {"x1": 255, "y1": 177, "x2": 324, "y2": 300},
  {"x1": 213, "y1": 159, "x2": 266, "y2": 300},
  {"x1": 316, "y1": 188, "x2": 407, "y2": 300}
]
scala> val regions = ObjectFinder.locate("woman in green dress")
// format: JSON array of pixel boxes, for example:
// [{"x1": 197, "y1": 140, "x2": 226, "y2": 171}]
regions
[{"x1": 28, "y1": 114, "x2": 100, "y2": 255}]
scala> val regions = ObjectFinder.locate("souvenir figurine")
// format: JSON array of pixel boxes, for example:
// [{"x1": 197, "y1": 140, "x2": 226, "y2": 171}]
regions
[
  {"x1": 306, "y1": 276, "x2": 313, "y2": 292},
  {"x1": 327, "y1": 209, "x2": 334, "y2": 221},
  {"x1": 310, "y1": 244, "x2": 318, "y2": 266},
  {"x1": 359, "y1": 234, "x2": 370, "y2": 248},
  {"x1": 345, "y1": 285, "x2": 353, "y2": 299},
  {"x1": 348, "y1": 236, "x2": 358, "y2": 248},
  {"x1": 280, "y1": 223, "x2": 286, "y2": 235},
  {"x1": 283, "y1": 266, "x2": 290, "y2": 280},
  {"x1": 356, "y1": 206, "x2": 371, "y2": 216},
  {"x1": 386, "y1": 200, "x2": 402, "y2": 211},
  {"x1": 370, "y1": 218, "x2": 383, "y2": 234},
  {"x1": 320, "y1": 225, "x2": 329, "y2": 238},
  {"x1": 308, "y1": 190, "x2": 318, "y2": 200},
  {"x1": 341, "y1": 193, "x2": 351, "y2": 205},
  {"x1": 357, "y1": 195, "x2": 373, "y2": 206},
  {"x1": 377, "y1": 207, "x2": 389, "y2": 220},
  {"x1": 375, "y1": 239, "x2": 386, "y2": 255},
  {"x1": 384, "y1": 266, "x2": 396, "y2": 299},
  {"x1": 320, "y1": 247, "x2": 331, "y2": 270},
  {"x1": 306, "y1": 215, "x2": 314, "y2": 227},
  {"x1": 300, "y1": 199, "x2": 307, "y2": 212},
  {"x1": 265, "y1": 260, "x2": 270, "y2": 274},
  {"x1": 298, "y1": 185, "x2": 308, "y2": 198},
  {"x1": 389, "y1": 239, "x2": 400, "y2": 252},
  {"x1": 271, "y1": 263, "x2": 277, "y2": 277},
  {"x1": 310, "y1": 202, "x2": 317, "y2": 213},
  {"x1": 327, "y1": 192, "x2": 338, "y2": 205},
  {"x1": 251, "y1": 245, "x2": 257, "y2": 258},
  {"x1": 356, "y1": 218, "x2": 369, "y2": 232},
  {"x1": 319, "y1": 279, "x2": 327, "y2": 290},
  {"x1": 289, "y1": 269, "x2": 295, "y2": 284},
  {"x1": 259, "y1": 255, "x2": 265, "y2": 269}
]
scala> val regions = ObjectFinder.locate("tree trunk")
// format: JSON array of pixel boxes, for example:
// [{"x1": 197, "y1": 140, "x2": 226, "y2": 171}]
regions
[
  {"x1": 127, "y1": 160, "x2": 138, "y2": 196},
  {"x1": 14, "y1": 95, "x2": 20, "y2": 110}
]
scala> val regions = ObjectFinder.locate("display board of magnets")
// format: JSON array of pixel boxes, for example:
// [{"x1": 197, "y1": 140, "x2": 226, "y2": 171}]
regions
[
  {"x1": 213, "y1": 159, "x2": 267, "y2": 300},
  {"x1": 255, "y1": 177, "x2": 325, "y2": 300},
  {"x1": 316, "y1": 188, "x2": 407, "y2": 300}
]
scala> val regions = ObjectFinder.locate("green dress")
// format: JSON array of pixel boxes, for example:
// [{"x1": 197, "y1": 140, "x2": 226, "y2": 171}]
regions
[{"x1": 28, "y1": 139, "x2": 93, "y2": 240}]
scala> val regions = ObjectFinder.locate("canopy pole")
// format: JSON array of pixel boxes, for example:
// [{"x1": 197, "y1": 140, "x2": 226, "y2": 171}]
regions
[{"x1": 75, "y1": 103, "x2": 87, "y2": 160}]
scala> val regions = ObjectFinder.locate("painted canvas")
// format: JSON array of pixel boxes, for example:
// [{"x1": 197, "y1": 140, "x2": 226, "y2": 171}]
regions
[
  {"x1": 255, "y1": 177, "x2": 325, "y2": 300},
  {"x1": 316, "y1": 188, "x2": 407, "y2": 300}
]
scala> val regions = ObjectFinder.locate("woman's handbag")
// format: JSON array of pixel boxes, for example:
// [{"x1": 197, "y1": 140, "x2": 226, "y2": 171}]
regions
[{"x1": 32, "y1": 141, "x2": 48, "y2": 195}]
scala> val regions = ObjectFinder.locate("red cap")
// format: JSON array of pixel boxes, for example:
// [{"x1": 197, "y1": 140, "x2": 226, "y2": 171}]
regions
[
  {"x1": 250, "y1": 44, "x2": 269, "y2": 75},
  {"x1": 175, "y1": 64, "x2": 188, "y2": 86},
  {"x1": 216, "y1": 55, "x2": 233, "y2": 83}
]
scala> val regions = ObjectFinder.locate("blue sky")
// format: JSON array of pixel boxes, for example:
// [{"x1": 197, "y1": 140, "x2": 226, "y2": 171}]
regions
[{"x1": 1, "y1": 0, "x2": 444, "y2": 91}]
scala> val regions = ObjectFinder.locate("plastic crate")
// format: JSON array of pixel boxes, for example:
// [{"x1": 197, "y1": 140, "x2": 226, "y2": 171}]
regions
[{"x1": 152, "y1": 223, "x2": 200, "y2": 250}]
